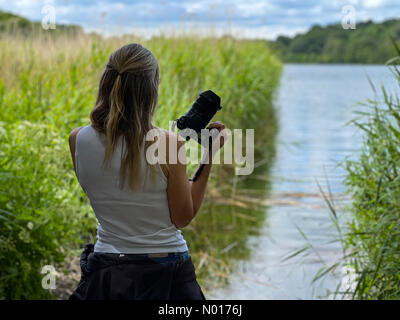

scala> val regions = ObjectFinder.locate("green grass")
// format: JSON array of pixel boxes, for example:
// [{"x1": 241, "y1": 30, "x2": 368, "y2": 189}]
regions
[
  {"x1": 341, "y1": 59, "x2": 400, "y2": 299},
  {"x1": 0, "y1": 32, "x2": 282, "y2": 299}
]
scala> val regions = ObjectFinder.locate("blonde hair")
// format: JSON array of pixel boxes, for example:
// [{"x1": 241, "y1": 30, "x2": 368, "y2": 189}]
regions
[{"x1": 90, "y1": 43, "x2": 160, "y2": 191}]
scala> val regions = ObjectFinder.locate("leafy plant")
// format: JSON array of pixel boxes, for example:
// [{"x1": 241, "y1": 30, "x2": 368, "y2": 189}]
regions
[
  {"x1": 342, "y1": 57, "x2": 400, "y2": 299},
  {"x1": 0, "y1": 121, "x2": 95, "y2": 299}
]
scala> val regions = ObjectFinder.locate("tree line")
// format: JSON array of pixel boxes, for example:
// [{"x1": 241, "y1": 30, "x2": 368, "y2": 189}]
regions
[{"x1": 270, "y1": 19, "x2": 400, "y2": 64}]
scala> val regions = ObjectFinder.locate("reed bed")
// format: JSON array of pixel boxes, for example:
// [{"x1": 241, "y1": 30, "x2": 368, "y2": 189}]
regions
[
  {"x1": 340, "y1": 57, "x2": 400, "y2": 299},
  {"x1": 0, "y1": 31, "x2": 282, "y2": 299}
]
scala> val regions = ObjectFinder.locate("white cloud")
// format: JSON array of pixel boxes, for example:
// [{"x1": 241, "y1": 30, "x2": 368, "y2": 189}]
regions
[
  {"x1": 363, "y1": 0, "x2": 385, "y2": 9},
  {"x1": 181, "y1": 1, "x2": 209, "y2": 14},
  {"x1": 236, "y1": 1, "x2": 274, "y2": 18},
  {"x1": 0, "y1": 0, "x2": 398, "y2": 39}
]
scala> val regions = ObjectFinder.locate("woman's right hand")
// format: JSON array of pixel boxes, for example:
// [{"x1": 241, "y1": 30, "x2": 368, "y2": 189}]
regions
[{"x1": 207, "y1": 121, "x2": 227, "y2": 150}]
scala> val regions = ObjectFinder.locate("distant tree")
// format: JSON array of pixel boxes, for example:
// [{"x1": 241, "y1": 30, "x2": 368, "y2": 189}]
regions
[{"x1": 271, "y1": 19, "x2": 400, "y2": 64}]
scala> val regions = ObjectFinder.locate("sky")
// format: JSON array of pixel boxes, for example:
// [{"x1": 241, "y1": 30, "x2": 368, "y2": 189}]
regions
[{"x1": 0, "y1": 0, "x2": 399, "y2": 39}]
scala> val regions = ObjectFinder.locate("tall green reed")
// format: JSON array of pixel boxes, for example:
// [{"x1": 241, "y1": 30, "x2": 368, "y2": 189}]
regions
[{"x1": 341, "y1": 53, "x2": 400, "y2": 299}]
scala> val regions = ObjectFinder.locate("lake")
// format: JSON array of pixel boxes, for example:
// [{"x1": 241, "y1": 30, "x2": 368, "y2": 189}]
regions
[{"x1": 209, "y1": 64, "x2": 397, "y2": 299}]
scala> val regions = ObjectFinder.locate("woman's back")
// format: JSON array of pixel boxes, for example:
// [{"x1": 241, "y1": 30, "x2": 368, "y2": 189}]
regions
[
  {"x1": 68, "y1": 43, "x2": 222, "y2": 300},
  {"x1": 75, "y1": 124, "x2": 188, "y2": 254}
]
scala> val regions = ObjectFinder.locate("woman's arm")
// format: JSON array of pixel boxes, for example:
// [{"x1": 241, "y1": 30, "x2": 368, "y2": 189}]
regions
[
  {"x1": 164, "y1": 122, "x2": 226, "y2": 228},
  {"x1": 189, "y1": 121, "x2": 226, "y2": 218},
  {"x1": 68, "y1": 126, "x2": 84, "y2": 175},
  {"x1": 165, "y1": 139, "x2": 194, "y2": 228},
  {"x1": 189, "y1": 163, "x2": 212, "y2": 217}
]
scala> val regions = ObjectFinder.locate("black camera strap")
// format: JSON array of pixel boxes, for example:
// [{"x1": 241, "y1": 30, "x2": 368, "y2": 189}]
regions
[{"x1": 190, "y1": 136, "x2": 213, "y2": 182}]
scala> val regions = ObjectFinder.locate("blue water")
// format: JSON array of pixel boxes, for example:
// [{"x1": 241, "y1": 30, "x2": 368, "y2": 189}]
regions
[{"x1": 210, "y1": 64, "x2": 397, "y2": 299}]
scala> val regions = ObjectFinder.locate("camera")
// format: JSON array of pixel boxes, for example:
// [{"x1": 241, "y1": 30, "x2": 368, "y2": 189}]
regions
[{"x1": 175, "y1": 90, "x2": 222, "y2": 144}]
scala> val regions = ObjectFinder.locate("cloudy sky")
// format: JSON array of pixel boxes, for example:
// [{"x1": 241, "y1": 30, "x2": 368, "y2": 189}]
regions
[{"x1": 0, "y1": 0, "x2": 399, "y2": 39}]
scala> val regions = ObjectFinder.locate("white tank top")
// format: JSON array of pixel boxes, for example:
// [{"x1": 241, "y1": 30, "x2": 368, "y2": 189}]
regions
[{"x1": 75, "y1": 125, "x2": 188, "y2": 254}]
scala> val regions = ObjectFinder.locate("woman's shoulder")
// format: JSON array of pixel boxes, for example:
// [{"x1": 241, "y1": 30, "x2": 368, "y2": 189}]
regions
[
  {"x1": 69, "y1": 126, "x2": 84, "y2": 143},
  {"x1": 151, "y1": 126, "x2": 185, "y2": 144},
  {"x1": 68, "y1": 125, "x2": 91, "y2": 146},
  {"x1": 149, "y1": 126, "x2": 187, "y2": 171}
]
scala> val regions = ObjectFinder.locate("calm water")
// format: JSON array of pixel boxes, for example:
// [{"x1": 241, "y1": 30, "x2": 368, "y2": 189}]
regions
[{"x1": 210, "y1": 64, "x2": 396, "y2": 300}]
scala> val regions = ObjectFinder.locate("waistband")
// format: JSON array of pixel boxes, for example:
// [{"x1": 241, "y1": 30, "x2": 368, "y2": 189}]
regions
[
  {"x1": 101, "y1": 251, "x2": 190, "y2": 264},
  {"x1": 79, "y1": 245, "x2": 191, "y2": 276}
]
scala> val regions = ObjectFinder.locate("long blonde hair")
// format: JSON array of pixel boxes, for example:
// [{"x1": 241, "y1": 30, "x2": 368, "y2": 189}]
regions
[{"x1": 90, "y1": 43, "x2": 160, "y2": 191}]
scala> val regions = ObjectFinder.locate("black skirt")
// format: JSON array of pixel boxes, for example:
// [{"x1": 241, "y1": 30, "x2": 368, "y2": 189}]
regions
[{"x1": 69, "y1": 244, "x2": 206, "y2": 300}]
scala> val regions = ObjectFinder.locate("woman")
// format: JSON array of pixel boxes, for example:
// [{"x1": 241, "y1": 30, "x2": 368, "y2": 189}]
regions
[{"x1": 68, "y1": 43, "x2": 225, "y2": 300}]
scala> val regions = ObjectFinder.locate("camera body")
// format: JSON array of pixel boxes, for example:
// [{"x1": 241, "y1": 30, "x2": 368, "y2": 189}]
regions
[{"x1": 176, "y1": 90, "x2": 222, "y2": 144}]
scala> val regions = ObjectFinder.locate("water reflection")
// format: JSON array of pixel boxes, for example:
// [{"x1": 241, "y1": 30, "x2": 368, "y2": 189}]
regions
[{"x1": 210, "y1": 64, "x2": 396, "y2": 299}]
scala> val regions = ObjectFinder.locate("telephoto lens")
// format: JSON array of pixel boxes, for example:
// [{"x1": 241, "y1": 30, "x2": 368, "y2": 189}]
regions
[{"x1": 176, "y1": 90, "x2": 222, "y2": 144}]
